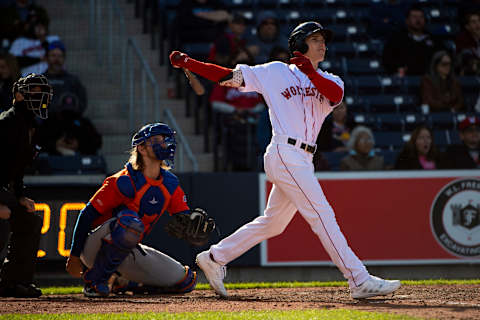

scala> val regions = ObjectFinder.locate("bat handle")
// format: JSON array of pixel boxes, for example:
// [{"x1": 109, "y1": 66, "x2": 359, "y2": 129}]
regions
[{"x1": 183, "y1": 68, "x2": 206, "y2": 96}]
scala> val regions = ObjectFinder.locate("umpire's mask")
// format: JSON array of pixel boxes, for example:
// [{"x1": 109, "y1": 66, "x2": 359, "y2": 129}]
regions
[{"x1": 13, "y1": 73, "x2": 53, "y2": 119}]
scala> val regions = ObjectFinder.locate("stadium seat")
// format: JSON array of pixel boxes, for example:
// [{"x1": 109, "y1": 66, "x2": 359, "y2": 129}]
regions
[
  {"x1": 349, "y1": 0, "x2": 375, "y2": 7},
  {"x1": 355, "y1": 42, "x2": 381, "y2": 58},
  {"x1": 319, "y1": 59, "x2": 344, "y2": 76},
  {"x1": 34, "y1": 154, "x2": 107, "y2": 175},
  {"x1": 329, "y1": 24, "x2": 368, "y2": 42},
  {"x1": 428, "y1": 112, "x2": 456, "y2": 130},
  {"x1": 403, "y1": 113, "x2": 426, "y2": 131},
  {"x1": 428, "y1": 23, "x2": 458, "y2": 39},
  {"x1": 376, "y1": 113, "x2": 404, "y2": 131},
  {"x1": 352, "y1": 112, "x2": 376, "y2": 128},
  {"x1": 330, "y1": 42, "x2": 356, "y2": 58},
  {"x1": 304, "y1": 0, "x2": 348, "y2": 8},
  {"x1": 182, "y1": 42, "x2": 212, "y2": 60},
  {"x1": 448, "y1": 129, "x2": 461, "y2": 145},
  {"x1": 425, "y1": 7, "x2": 454, "y2": 24},
  {"x1": 403, "y1": 76, "x2": 421, "y2": 94},
  {"x1": 463, "y1": 93, "x2": 480, "y2": 112},
  {"x1": 379, "y1": 150, "x2": 399, "y2": 168},
  {"x1": 345, "y1": 58, "x2": 383, "y2": 75},
  {"x1": 222, "y1": 0, "x2": 254, "y2": 8},
  {"x1": 379, "y1": 76, "x2": 405, "y2": 94},
  {"x1": 367, "y1": 94, "x2": 416, "y2": 113},
  {"x1": 255, "y1": 0, "x2": 281, "y2": 8},
  {"x1": 459, "y1": 76, "x2": 480, "y2": 95},
  {"x1": 373, "y1": 131, "x2": 409, "y2": 150},
  {"x1": 355, "y1": 75, "x2": 382, "y2": 95},
  {"x1": 433, "y1": 130, "x2": 449, "y2": 148},
  {"x1": 322, "y1": 151, "x2": 348, "y2": 171},
  {"x1": 344, "y1": 78, "x2": 356, "y2": 95},
  {"x1": 345, "y1": 95, "x2": 369, "y2": 112}
]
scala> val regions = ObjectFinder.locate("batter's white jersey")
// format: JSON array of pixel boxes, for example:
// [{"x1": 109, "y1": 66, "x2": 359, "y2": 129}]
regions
[
  {"x1": 238, "y1": 61, "x2": 344, "y2": 144},
  {"x1": 209, "y1": 61, "x2": 370, "y2": 289}
]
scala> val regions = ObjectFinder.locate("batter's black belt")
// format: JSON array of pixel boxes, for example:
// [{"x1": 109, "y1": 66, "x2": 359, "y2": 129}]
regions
[{"x1": 287, "y1": 138, "x2": 316, "y2": 154}]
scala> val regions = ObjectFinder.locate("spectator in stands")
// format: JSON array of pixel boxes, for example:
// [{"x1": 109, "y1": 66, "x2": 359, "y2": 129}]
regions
[
  {"x1": 38, "y1": 94, "x2": 102, "y2": 156},
  {"x1": 176, "y1": 0, "x2": 231, "y2": 44},
  {"x1": 440, "y1": 116, "x2": 480, "y2": 169},
  {"x1": 0, "y1": 53, "x2": 20, "y2": 109},
  {"x1": 394, "y1": 125, "x2": 440, "y2": 170},
  {"x1": 269, "y1": 46, "x2": 290, "y2": 63},
  {"x1": 455, "y1": 11, "x2": 480, "y2": 76},
  {"x1": 44, "y1": 41, "x2": 87, "y2": 116},
  {"x1": 39, "y1": 41, "x2": 101, "y2": 156},
  {"x1": 382, "y1": 5, "x2": 443, "y2": 76},
  {"x1": 420, "y1": 50, "x2": 465, "y2": 112},
  {"x1": 9, "y1": 20, "x2": 60, "y2": 76},
  {"x1": 246, "y1": 11, "x2": 288, "y2": 64},
  {"x1": 209, "y1": 52, "x2": 264, "y2": 116},
  {"x1": 0, "y1": 0, "x2": 49, "y2": 47},
  {"x1": 340, "y1": 126, "x2": 385, "y2": 171},
  {"x1": 208, "y1": 13, "x2": 252, "y2": 66},
  {"x1": 316, "y1": 101, "x2": 352, "y2": 152},
  {"x1": 369, "y1": 0, "x2": 409, "y2": 40}
]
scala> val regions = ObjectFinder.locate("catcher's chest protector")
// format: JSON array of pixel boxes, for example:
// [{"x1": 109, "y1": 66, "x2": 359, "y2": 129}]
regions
[{"x1": 100, "y1": 163, "x2": 182, "y2": 233}]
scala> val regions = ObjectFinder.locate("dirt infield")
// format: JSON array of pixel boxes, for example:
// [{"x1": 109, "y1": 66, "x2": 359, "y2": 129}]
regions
[{"x1": 1, "y1": 285, "x2": 479, "y2": 319}]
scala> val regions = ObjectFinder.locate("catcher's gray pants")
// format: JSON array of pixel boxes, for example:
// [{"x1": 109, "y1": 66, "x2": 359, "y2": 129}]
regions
[{"x1": 80, "y1": 218, "x2": 186, "y2": 287}]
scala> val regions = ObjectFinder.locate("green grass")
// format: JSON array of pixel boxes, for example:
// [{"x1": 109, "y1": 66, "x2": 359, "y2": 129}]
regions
[
  {"x1": 40, "y1": 279, "x2": 480, "y2": 295},
  {"x1": 0, "y1": 310, "x2": 423, "y2": 320}
]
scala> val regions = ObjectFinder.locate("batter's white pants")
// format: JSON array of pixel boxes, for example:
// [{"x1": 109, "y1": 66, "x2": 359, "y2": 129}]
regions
[
  {"x1": 210, "y1": 140, "x2": 370, "y2": 288},
  {"x1": 80, "y1": 219, "x2": 187, "y2": 287}
]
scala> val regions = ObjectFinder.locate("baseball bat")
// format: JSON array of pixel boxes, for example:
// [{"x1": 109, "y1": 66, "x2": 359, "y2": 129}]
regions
[{"x1": 183, "y1": 68, "x2": 205, "y2": 96}]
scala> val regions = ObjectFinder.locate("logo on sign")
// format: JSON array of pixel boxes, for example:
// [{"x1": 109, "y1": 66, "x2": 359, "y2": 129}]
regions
[{"x1": 431, "y1": 179, "x2": 480, "y2": 258}]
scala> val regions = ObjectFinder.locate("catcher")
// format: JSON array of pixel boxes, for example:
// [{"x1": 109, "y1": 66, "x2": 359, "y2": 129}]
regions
[{"x1": 66, "y1": 122, "x2": 215, "y2": 297}]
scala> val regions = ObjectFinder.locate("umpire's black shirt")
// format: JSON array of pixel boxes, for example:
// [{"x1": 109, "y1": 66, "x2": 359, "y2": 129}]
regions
[{"x1": 0, "y1": 101, "x2": 37, "y2": 198}]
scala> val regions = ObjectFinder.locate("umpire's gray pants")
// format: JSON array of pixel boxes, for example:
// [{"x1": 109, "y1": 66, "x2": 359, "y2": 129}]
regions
[{"x1": 80, "y1": 219, "x2": 186, "y2": 286}]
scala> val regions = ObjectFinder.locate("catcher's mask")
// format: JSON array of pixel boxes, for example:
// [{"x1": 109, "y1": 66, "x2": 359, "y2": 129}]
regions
[
  {"x1": 13, "y1": 73, "x2": 53, "y2": 119},
  {"x1": 288, "y1": 21, "x2": 333, "y2": 56},
  {"x1": 132, "y1": 123, "x2": 177, "y2": 167}
]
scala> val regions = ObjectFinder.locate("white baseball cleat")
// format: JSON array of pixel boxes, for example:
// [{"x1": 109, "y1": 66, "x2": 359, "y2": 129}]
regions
[
  {"x1": 350, "y1": 276, "x2": 401, "y2": 299},
  {"x1": 196, "y1": 251, "x2": 228, "y2": 298}
]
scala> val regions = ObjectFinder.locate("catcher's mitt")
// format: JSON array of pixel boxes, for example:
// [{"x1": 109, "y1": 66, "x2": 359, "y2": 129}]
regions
[{"x1": 164, "y1": 208, "x2": 215, "y2": 246}]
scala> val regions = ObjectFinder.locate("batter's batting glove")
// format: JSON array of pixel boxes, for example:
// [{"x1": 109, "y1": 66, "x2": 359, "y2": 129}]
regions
[
  {"x1": 290, "y1": 51, "x2": 316, "y2": 77},
  {"x1": 169, "y1": 51, "x2": 190, "y2": 69}
]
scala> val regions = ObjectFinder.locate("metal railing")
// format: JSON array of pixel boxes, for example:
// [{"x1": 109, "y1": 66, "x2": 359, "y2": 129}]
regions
[
  {"x1": 88, "y1": 0, "x2": 199, "y2": 172},
  {"x1": 163, "y1": 108, "x2": 199, "y2": 172}
]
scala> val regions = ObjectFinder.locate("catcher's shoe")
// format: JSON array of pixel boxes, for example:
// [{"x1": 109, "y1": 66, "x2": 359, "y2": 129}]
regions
[
  {"x1": 196, "y1": 251, "x2": 227, "y2": 298},
  {"x1": 83, "y1": 282, "x2": 110, "y2": 298},
  {"x1": 350, "y1": 276, "x2": 401, "y2": 299}
]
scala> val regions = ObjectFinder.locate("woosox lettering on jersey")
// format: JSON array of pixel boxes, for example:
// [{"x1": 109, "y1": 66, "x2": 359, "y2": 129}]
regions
[
  {"x1": 281, "y1": 85, "x2": 325, "y2": 101},
  {"x1": 236, "y1": 61, "x2": 343, "y2": 144}
]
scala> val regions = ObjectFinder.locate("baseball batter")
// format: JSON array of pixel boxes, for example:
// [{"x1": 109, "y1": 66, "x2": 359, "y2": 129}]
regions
[
  {"x1": 170, "y1": 21, "x2": 401, "y2": 299},
  {"x1": 65, "y1": 123, "x2": 214, "y2": 297}
]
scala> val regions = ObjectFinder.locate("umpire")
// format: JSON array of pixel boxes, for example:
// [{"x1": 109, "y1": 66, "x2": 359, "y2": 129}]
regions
[{"x1": 0, "y1": 73, "x2": 52, "y2": 298}]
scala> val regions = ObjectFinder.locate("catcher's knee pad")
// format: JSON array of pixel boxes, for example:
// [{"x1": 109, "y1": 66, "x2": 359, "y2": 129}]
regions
[
  {"x1": 84, "y1": 238, "x2": 130, "y2": 285},
  {"x1": 111, "y1": 209, "x2": 145, "y2": 250},
  {"x1": 171, "y1": 266, "x2": 197, "y2": 293}
]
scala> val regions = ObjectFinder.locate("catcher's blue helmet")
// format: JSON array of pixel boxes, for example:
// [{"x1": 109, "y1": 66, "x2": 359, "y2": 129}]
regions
[{"x1": 132, "y1": 123, "x2": 176, "y2": 164}]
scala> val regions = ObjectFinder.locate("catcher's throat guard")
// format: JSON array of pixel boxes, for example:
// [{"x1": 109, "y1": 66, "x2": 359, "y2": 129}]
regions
[{"x1": 132, "y1": 123, "x2": 177, "y2": 167}]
